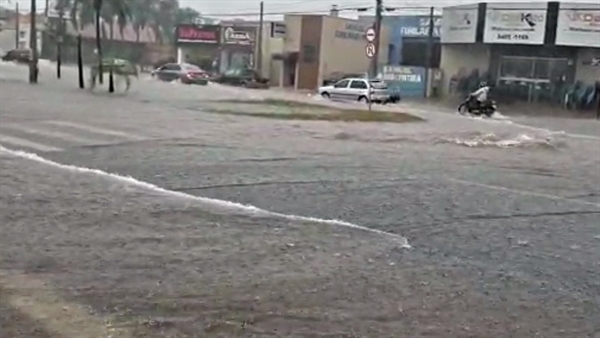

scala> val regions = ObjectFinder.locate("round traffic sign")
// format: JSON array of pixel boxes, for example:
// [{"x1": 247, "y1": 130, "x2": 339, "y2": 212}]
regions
[
  {"x1": 365, "y1": 43, "x2": 376, "y2": 58},
  {"x1": 365, "y1": 27, "x2": 376, "y2": 42}
]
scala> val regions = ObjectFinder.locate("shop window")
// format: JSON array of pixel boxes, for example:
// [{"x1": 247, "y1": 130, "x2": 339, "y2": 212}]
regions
[
  {"x1": 499, "y1": 56, "x2": 568, "y2": 81},
  {"x1": 499, "y1": 57, "x2": 534, "y2": 79}
]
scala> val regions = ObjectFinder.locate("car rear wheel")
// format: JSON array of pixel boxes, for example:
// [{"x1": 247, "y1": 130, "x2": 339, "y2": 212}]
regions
[
  {"x1": 358, "y1": 96, "x2": 369, "y2": 103},
  {"x1": 321, "y1": 92, "x2": 330, "y2": 99}
]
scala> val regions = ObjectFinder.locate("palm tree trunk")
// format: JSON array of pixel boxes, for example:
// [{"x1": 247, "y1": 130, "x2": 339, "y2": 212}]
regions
[{"x1": 96, "y1": 10, "x2": 103, "y2": 84}]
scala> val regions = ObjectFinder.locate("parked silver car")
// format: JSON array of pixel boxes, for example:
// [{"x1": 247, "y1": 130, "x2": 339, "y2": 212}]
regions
[{"x1": 318, "y1": 78, "x2": 393, "y2": 104}]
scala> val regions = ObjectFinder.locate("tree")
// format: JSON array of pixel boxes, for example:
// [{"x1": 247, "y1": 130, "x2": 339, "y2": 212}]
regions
[
  {"x1": 176, "y1": 7, "x2": 200, "y2": 25},
  {"x1": 131, "y1": 0, "x2": 158, "y2": 43},
  {"x1": 71, "y1": 0, "x2": 130, "y2": 84}
]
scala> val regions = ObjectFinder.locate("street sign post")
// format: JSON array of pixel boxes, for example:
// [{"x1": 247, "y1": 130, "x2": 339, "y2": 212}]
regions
[
  {"x1": 365, "y1": 43, "x2": 375, "y2": 58},
  {"x1": 365, "y1": 27, "x2": 376, "y2": 42}
]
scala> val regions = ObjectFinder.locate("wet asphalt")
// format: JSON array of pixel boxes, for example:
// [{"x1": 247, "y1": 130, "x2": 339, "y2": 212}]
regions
[{"x1": 1, "y1": 62, "x2": 599, "y2": 337}]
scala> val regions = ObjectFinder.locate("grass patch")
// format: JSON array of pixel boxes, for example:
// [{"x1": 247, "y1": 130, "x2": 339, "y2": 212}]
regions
[
  {"x1": 221, "y1": 99, "x2": 317, "y2": 108},
  {"x1": 204, "y1": 107, "x2": 423, "y2": 123}
]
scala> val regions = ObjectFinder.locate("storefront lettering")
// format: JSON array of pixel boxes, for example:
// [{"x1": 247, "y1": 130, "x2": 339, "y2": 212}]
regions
[
  {"x1": 400, "y1": 26, "x2": 441, "y2": 36},
  {"x1": 566, "y1": 12, "x2": 600, "y2": 23},
  {"x1": 334, "y1": 30, "x2": 363, "y2": 40},
  {"x1": 178, "y1": 26, "x2": 217, "y2": 42},
  {"x1": 497, "y1": 33, "x2": 530, "y2": 40}
]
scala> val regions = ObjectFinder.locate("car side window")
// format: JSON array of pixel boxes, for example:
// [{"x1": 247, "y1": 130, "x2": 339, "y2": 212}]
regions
[
  {"x1": 334, "y1": 80, "x2": 350, "y2": 88},
  {"x1": 164, "y1": 64, "x2": 180, "y2": 71},
  {"x1": 350, "y1": 80, "x2": 368, "y2": 89}
]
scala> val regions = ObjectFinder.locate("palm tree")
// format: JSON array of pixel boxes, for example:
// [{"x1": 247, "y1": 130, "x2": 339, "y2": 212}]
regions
[
  {"x1": 131, "y1": 0, "x2": 159, "y2": 43},
  {"x1": 71, "y1": 0, "x2": 130, "y2": 84}
]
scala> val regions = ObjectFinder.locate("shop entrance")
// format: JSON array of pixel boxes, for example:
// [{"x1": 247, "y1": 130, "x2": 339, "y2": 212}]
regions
[{"x1": 496, "y1": 56, "x2": 570, "y2": 102}]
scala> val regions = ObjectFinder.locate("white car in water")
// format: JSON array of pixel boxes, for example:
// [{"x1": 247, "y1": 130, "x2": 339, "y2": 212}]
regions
[{"x1": 318, "y1": 78, "x2": 394, "y2": 104}]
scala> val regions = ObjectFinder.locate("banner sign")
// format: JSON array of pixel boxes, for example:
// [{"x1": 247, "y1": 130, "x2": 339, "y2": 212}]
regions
[
  {"x1": 381, "y1": 65, "x2": 426, "y2": 97},
  {"x1": 483, "y1": 3, "x2": 547, "y2": 44},
  {"x1": 176, "y1": 24, "x2": 219, "y2": 44},
  {"x1": 441, "y1": 5, "x2": 479, "y2": 43},
  {"x1": 555, "y1": 3, "x2": 600, "y2": 47},
  {"x1": 221, "y1": 26, "x2": 256, "y2": 45}
]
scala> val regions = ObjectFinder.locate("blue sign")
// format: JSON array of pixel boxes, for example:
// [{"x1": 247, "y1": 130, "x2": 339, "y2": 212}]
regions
[
  {"x1": 388, "y1": 16, "x2": 441, "y2": 65},
  {"x1": 381, "y1": 66, "x2": 426, "y2": 98},
  {"x1": 393, "y1": 15, "x2": 441, "y2": 38}
]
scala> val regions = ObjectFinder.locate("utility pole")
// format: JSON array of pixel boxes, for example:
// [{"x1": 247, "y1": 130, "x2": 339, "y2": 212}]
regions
[
  {"x1": 256, "y1": 1, "x2": 264, "y2": 75},
  {"x1": 57, "y1": 7, "x2": 64, "y2": 79},
  {"x1": 29, "y1": 0, "x2": 39, "y2": 83},
  {"x1": 15, "y1": 2, "x2": 19, "y2": 49},
  {"x1": 370, "y1": 0, "x2": 383, "y2": 78},
  {"x1": 425, "y1": 6, "x2": 434, "y2": 98}
]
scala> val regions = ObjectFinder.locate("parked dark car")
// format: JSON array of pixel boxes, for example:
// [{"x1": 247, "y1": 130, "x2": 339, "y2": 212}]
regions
[
  {"x1": 1, "y1": 49, "x2": 31, "y2": 64},
  {"x1": 151, "y1": 63, "x2": 209, "y2": 84},
  {"x1": 211, "y1": 68, "x2": 269, "y2": 88}
]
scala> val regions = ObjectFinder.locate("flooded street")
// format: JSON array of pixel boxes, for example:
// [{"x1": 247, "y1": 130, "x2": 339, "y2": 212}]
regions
[{"x1": 1, "y1": 62, "x2": 599, "y2": 337}]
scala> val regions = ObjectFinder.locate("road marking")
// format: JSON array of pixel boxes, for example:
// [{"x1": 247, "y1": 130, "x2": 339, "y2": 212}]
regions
[
  {"x1": 0, "y1": 272, "x2": 134, "y2": 338},
  {"x1": 0, "y1": 135, "x2": 63, "y2": 152},
  {"x1": 0, "y1": 146, "x2": 411, "y2": 248},
  {"x1": 42, "y1": 121, "x2": 144, "y2": 141},
  {"x1": 3, "y1": 124, "x2": 107, "y2": 144},
  {"x1": 447, "y1": 178, "x2": 600, "y2": 208}
]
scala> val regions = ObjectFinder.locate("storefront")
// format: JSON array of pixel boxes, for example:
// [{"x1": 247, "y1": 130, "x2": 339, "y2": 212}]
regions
[
  {"x1": 280, "y1": 14, "x2": 389, "y2": 90},
  {"x1": 440, "y1": 2, "x2": 600, "y2": 104},
  {"x1": 175, "y1": 24, "x2": 220, "y2": 70},
  {"x1": 389, "y1": 15, "x2": 442, "y2": 67},
  {"x1": 219, "y1": 25, "x2": 257, "y2": 72}
]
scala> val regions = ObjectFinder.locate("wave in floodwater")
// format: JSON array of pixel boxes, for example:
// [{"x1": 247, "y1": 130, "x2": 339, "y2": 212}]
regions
[{"x1": 438, "y1": 132, "x2": 566, "y2": 149}]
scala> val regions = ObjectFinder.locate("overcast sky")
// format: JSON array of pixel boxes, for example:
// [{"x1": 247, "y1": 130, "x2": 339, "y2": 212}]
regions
[{"x1": 6, "y1": 0, "x2": 599, "y2": 19}]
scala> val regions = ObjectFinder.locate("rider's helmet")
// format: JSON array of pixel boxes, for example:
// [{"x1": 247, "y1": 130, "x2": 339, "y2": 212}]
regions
[{"x1": 479, "y1": 81, "x2": 488, "y2": 88}]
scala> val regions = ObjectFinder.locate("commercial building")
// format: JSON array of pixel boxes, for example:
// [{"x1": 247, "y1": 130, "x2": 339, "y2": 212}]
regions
[
  {"x1": 277, "y1": 14, "x2": 389, "y2": 90},
  {"x1": 218, "y1": 21, "x2": 258, "y2": 72},
  {"x1": 440, "y1": 2, "x2": 600, "y2": 102},
  {"x1": 175, "y1": 24, "x2": 220, "y2": 70},
  {"x1": 361, "y1": 14, "x2": 442, "y2": 67}
]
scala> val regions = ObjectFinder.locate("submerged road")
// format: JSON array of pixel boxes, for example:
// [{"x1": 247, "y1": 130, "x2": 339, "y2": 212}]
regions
[{"x1": 1, "y1": 62, "x2": 599, "y2": 337}]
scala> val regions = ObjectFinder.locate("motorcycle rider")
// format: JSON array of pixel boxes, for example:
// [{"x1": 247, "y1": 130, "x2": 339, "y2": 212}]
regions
[{"x1": 469, "y1": 82, "x2": 491, "y2": 109}]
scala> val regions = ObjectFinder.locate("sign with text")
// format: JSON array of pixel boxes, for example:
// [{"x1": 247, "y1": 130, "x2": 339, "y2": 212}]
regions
[
  {"x1": 441, "y1": 5, "x2": 479, "y2": 43},
  {"x1": 176, "y1": 24, "x2": 219, "y2": 44},
  {"x1": 221, "y1": 26, "x2": 256, "y2": 45},
  {"x1": 484, "y1": 3, "x2": 547, "y2": 45},
  {"x1": 335, "y1": 22, "x2": 368, "y2": 41},
  {"x1": 394, "y1": 16, "x2": 442, "y2": 38},
  {"x1": 555, "y1": 3, "x2": 600, "y2": 47},
  {"x1": 381, "y1": 65, "x2": 426, "y2": 97}
]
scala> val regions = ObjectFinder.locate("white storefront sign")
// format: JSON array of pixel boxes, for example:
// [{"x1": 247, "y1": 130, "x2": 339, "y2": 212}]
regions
[
  {"x1": 441, "y1": 4, "x2": 479, "y2": 43},
  {"x1": 484, "y1": 3, "x2": 547, "y2": 45},
  {"x1": 555, "y1": 3, "x2": 600, "y2": 48}
]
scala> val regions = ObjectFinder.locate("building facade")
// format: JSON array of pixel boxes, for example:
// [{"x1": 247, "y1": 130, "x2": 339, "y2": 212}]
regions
[
  {"x1": 175, "y1": 24, "x2": 220, "y2": 70},
  {"x1": 361, "y1": 14, "x2": 442, "y2": 68},
  {"x1": 278, "y1": 14, "x2": 390, "y2": 90},
  {"x1": 440, "y1": 2, "x2": 600, "y2": 104}
]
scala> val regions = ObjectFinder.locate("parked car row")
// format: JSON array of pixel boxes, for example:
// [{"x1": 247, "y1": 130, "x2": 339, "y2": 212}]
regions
[
  {"x1": 151, "y1": 62, "x2": 269, "y2": 88},
  {"x1": 150, "y1": 61, "x2": 401, "y2": 102},
  {"x1": 318, "y1": 78, "x2": 400, "y2": 104}
]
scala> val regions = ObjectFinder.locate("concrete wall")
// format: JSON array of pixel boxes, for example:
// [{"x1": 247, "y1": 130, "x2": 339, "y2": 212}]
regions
[
  {"x1": 319, "y1": 16, "x2": 389, "y2": 85},
  {"x1": 575, "y1": 48, "x2": 600, "y2": 86},
  {"x1": 439, "y1": 43, "x2": 490, "y2": 96},
  {"x1": 283, "y1": 15, "x2": 302, "y2": 52},
  {"x1": 257, "y1": 22, "x2": 284, "y2": 85},
  {"x1": 296, "y1": 16, "x2": 322, "y2": 90}
]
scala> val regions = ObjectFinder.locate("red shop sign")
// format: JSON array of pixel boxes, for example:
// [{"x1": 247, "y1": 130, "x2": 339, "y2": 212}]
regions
[{"x1": 177, "y1": 25, "x2": 219, "y2": 43}]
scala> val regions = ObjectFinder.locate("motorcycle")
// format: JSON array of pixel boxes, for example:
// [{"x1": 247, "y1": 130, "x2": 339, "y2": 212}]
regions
[{"x1": 457, "y1": 96, "x2": 497, "y2": 117}]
